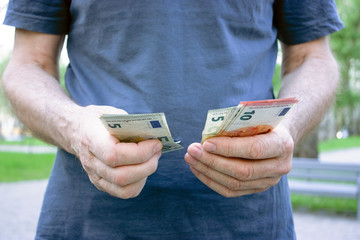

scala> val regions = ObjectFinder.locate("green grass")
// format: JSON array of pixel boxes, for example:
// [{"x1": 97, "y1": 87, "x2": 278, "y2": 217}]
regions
[
  {"x1": 0, "y1": 152, "x2": 55, "y2": 182},
  {"x1": 272, "y1": 63, "x2": 281, "y2": 98},
  {"x1": 319, "y1": 136, "x2": 360, "y2": 152},
  {"x1": 291, "y1": 194, "x2": 357, "y2": 217}
]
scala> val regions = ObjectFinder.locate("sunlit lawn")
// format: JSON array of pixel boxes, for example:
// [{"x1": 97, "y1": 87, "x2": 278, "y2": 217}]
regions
[
  {"x1": 0, "y1": 152, "x2": 55, "y2": 182},
  {"x1": 291, "y1": 194, "x2": 357, "y2": 217},
  {"x1": 318, "y1": 136, "x2": 360, "y2": 152}
]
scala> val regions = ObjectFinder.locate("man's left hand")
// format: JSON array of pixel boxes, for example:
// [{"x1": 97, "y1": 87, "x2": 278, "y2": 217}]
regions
[{"x1": 184, "y1": 125, "x2": 294, "y2": 197}]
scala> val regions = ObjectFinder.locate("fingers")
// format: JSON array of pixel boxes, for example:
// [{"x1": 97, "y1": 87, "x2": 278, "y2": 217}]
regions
[
  {"x1": 186, "y1": 143, "x2": 291, "y2": 181},
  {"x1": 185, "y1": 127, "x2": 294, "y2": 198},
  {"x1": 185, "y1": 145, "x2": 289, "y2": 197},
  {"x1": 94, "y1": 152, "x2": 161, "y2": 186},
  {"x1": 83, "y1": 149, "x2": 161, "y2": 199},
  {"x1": 186, "y1": 150, "x2": 281, "y2": 190},
  {"x1": 75, "y1": 105, "x2": 164, "y2": 199},
  {"x1": 91, "y1": 138, "x2": 163, "y2": 167},
  {"x1": 95, "y1": 176, "x2": 148, "y2": 199},
  {"x1": 202, "y1": 127, "x2": 294, "y2": 160},
  {"x1": 189, "y1": 167, "x2": 275, "y2": 198},
  {"x1": 79, "y1": 105, "x2": 162, "y2": 168},
  {"x1": 80, "y1": 131, "x2": 162, "y2": 199}
]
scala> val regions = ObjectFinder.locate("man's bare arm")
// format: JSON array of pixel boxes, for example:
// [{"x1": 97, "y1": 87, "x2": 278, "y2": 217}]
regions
[
  {"x1": 3, "y1": 29, "x2": 162, "y2": 199},
  {"x1": 278, "y1": 37, "x2": 339, "y2": 144},
  {"x1": 2, "y1": 29, "x2": 81, "y2": 153}
]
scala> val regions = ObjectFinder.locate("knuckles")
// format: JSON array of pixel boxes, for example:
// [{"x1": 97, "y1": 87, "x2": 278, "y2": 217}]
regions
[
  {"x1": 279, "y1": 158, "x2": 292, "y2": 175},
  {"x1": 227, "y1": 178, "x2": 243, "y2": 191},
  {"x1": 219, "y1": 137, "x2": 267, "y2": 159},
  {"x1": 117, "y1": 188, "x2": 142, "y2": 199},
  {"x1": 112, "y1": 172, "x2": 129, "y2": 187},
  {"x1": 271, "y1": 177, "x2": 281, "y2": 187},
  {"x1": 221, "y1": 189, "x2": 238, "y2": 198},
  {"x1": 79, "y1": 151, "x2": 96, "y2": 173},
  {"x1": 283, "y1": 136, "x2": 295, "y2": 156},
  {"x1": 249, "y1": 140, "x2": 265, "y2": 159},
  {"x1": 221, "y1": 140, "x2": 234, "y2": 157},
  {"x1": 102, "y1": 148, "x2": 119, "y2": 167},
  {"x1": 204, "y1": 154, "x2": 217, "y2": 169},
  {"x1": 102, "y1": 143, "x2": 152, "y2": 167},
  {"x1": 114, "y1": 179, "x2": 147, "y2": 199},
  {"x1": 232, "y1": 163, "x2": 254, "y2": 181}
]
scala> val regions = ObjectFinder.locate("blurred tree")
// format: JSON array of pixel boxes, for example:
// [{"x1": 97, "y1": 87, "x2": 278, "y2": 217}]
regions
[
  {"x1": 293, "y1": 0, "x2": 360, "y2": 158},
  {"x1": 331, "y1": 0, "x2": 360, "y2": 135}
]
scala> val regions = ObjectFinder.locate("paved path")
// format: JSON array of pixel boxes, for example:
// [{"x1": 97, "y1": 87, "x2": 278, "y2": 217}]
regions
[
  {"x1": 0, "y1": 145, "x2": 57, "y2": 154},
  {"x1": 0, "y1": 180, "x2": 47, "y2": 240},
  {"x1": 320, "y1": 147, "x2": 360, "y2": 164},
  {"x1": 294, "y1": 212, "x2": 360, "y2": 240}
]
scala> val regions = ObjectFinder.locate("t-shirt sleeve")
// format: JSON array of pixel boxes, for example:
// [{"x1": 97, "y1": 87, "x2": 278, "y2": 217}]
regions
[
  {"x1": 274, "y1": 0, "x2": 344, "y2": 45},
  {"x1": 3, "y1": 0, "x2": 71, "y2": 34}
]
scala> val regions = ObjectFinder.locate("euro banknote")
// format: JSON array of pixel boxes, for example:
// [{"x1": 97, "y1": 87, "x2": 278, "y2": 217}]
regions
[
  {"x1": 202, "y1": 97, "x2": 298, "y2": 142},
  {"x1": 100, "y1": 113, "x2": 183, "y2": 153}
]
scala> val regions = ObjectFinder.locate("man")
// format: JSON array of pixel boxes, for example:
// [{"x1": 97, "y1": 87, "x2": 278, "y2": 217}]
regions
[{"x1": 3, "y1": 0, "x2": 343, "y2": 239}]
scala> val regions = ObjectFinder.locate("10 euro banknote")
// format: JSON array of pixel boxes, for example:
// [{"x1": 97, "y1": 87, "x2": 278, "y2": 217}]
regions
[{"x1": 201, "y1": 97, "x2": 298, "y2": 142}]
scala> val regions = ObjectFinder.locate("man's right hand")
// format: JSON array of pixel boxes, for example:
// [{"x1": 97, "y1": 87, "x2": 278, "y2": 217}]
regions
[{"x1": 71, "y1": 105, "x2": 163, "y2": 199}]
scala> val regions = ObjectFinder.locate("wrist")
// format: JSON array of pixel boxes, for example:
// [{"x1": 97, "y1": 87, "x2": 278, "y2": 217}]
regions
[{"x1": 65, "y1": 105, "x2": 94, "y2": 156}]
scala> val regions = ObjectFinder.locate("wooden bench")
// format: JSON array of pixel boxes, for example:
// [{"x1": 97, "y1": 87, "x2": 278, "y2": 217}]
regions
[{"x1": 288, "y1": 158, "x2": 360, "y2": 220}]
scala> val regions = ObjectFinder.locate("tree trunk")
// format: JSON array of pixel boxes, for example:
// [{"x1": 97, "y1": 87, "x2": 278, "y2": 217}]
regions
[{"x1": 293, "y1": 128, "x2": 319, "y2": 159}]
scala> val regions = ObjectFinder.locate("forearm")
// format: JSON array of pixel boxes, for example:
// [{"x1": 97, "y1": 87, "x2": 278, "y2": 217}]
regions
[
  {"x1": 278, "y1": 41, "x2": 339, "y2": 144},
  {"x1": 3, "y1": 61, "x2": 82, "y2": 154}
]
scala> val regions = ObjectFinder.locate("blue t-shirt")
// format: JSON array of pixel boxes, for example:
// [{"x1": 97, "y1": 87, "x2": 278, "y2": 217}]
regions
[{"x1": 4, "y1": 1, "x2": 343, "y2": 239}]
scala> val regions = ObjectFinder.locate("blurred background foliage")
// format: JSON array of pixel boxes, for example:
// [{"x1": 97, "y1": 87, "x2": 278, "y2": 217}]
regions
[
  {"x1": 274, "y1": 0, "x2": 360, "y2": 157},
  {"x1": 331, "y1": 0, "x2": 360, "y2": 135}
]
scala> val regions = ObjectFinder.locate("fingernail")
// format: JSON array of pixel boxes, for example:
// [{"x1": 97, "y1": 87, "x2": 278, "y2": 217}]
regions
[
  {"x1": 188, "y1": 143, "x2": 202, "y2": 159},
  {"x1": 154, "y1": 142, "x2": 163, "y2": 154},
  {"x1": 203, "y1": 141, "x2": 216, "y2": 153}
]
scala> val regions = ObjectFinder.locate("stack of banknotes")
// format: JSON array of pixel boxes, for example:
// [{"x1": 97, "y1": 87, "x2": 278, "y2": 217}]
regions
[
  {"x1": 100, "y1": 97, "x2": 298, "y2": 153},
  {"x1": 100, "y1": 113, "x2": 183, "y2": 153},
  {"x1": 201, "y1": 97, "x2": 298, "y2": 142}
]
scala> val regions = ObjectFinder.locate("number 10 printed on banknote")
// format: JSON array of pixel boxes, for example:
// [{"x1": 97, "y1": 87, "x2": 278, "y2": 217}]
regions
[{"x1": 201, "y1": 97, "x2": 298, "y2": 142}]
